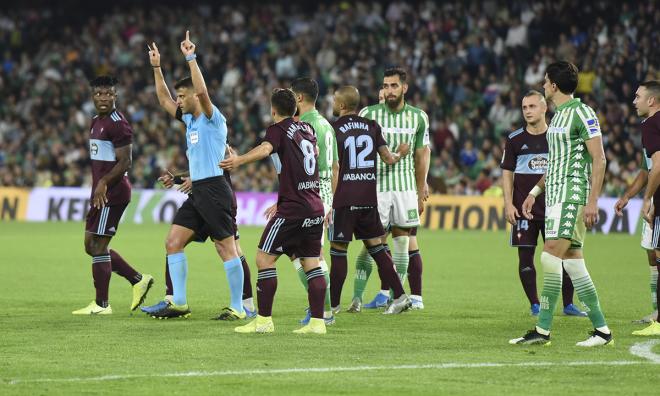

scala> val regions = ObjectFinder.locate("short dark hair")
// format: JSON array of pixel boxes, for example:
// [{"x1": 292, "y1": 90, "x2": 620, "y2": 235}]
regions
[
  {"x1": 291, "y1": 78, "x2": 319, "y2": 103},
  {"x1": 271, "y1": 88, "x2": 297, "y2": 117},
  {"x1": 545, "y1": 61, "x2": 578, "y2": 95},
  {"x1": 90, "y1": 75, "x2": 118, "y2": 88},
  {"x1": 640, "y1": 80, "x2": 660, "y2": 100},
  {"x1": 383, "y1": 67, "x2": 407, "y2": 83},
  {"x1": 174, "y1": 77, "x2": 193, "y2": 90}
]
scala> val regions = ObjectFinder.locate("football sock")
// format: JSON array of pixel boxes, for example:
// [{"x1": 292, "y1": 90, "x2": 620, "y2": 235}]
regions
[
  {"x1": 517, "y1": 247, "x2": 539, "y2": 305},
  {"x1": 224, "y1": 256, "x2": 245, "y2": 313},
  {"x1": 353, "y1": 247, "x2": 374, "y2": 301},
  {"x1": 407, "y1": 249, "x2": 423, "y2": 296},
  {"x1": 293, "y1": 258, "x2": 308, "y2": 290},
  {"x1": 329, "y1": 248, "x2": 348, "y2": 308},
  {"x1": 369, "y1": 244, "x2": 405, "y2": 298},
  {"x1": 109, "y1": 249, "x2": 142, "y2": 285},
  {"x1": 319, "y1": 257, "x2": 332, "y2": 313},
  {"x1": 392, "y1": 236, "x2": 409, "y2": 285},
  {"x1": 651, "y1": 264, "x2": 658, "y2": 311},
  {"x1": 240, "y1": 255, "x2": 253, "y2": 300},
  {"x1": 537, "y1": 252, "x2": 562, "y2": 332},
  {"x1": 306, "y1": 267, "x2": 327, "y2": 319},
  {"x1": 564, "y1": 258, "x2": 608, "y2": 331},
  {"x1": 561, "y1": 267, "x2": 574, "y2": 307},
  {"x1": 167, "y1": 252, "x2": 188, "y2": 306},
  {"x1": 165, "y1": 255, "x2": 173, "y2": 296},
  {"x1": 92, "y1": 254, "x2": 112, "y2": 308},
  {"x1": 256, "y1": 268, "x2": 277, "y2": 317}
]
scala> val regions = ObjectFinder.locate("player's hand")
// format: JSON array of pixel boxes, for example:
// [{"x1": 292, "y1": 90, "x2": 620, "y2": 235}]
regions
[
  {"x1": 92, "y1": 180, "x2": 108, "y2": 209},
  {"x1": 325, "y1": 210, "x2": 333, "y2": 226},
  {"x1": 177, "y1": 177, "x2": 192, "y2": 194},
  {"x1": 147, "y1": 42, "x2": 160, "y2": 67},
  {"x1": 417, "y1": 196, "x2": 425, "y2": 216},
  {"x1": 642, "y1": 198, "x2": 653, "y2": 225},
  {"x1": 423, "y1": 182, "x2": 429, "y2": 201},
  {"x1": 180, "y1": 30, "x2": 196, "y2": 57},
  {"x1": 263, "y1": 204, "x2": 277, "y2": 220},
  {"x1": 504, "y1": 202, "x2": 520, "y2": 226},
  {"x1": 219, "y1": 154, "x2": 242, "y2": 171},
  {"x1": 614, "y1": 196, "x2": 629, "y2": 216},
  {"x1": 522, "y1": 195, "x2": 535, "y2": 220},
  {"x1": 158, "y1": 171, "x2": 175, "y2": 189},
  {"x1": 583, "y1": 201, "x2": 599, "y2": 229},
  {"x1": 396, "y1": 143, "x2": 410, "y2": 157}
]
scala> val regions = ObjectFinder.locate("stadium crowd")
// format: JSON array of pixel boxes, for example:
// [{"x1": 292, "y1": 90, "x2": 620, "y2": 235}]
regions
[{"x1": 0, "y1": 0, "x2": 657, "y2": 196}]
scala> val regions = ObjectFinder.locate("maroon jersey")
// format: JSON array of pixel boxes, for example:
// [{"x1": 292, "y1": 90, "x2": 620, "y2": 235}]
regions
[
  {"x1": 500, "y1": 127, "x2": 548, "y2": 221},
  {"x1": 89, "y1": 110, "x2": 132, "y2": 205},
  {"x1": 641, "y1": 112, "x2": 660, "y2": 206},
  {"x1": 332, "y1": 115, "x2": 387, "y2": 208},
  {"x1": 265, "y1": 117, "x2": 324, "y2": 219}
]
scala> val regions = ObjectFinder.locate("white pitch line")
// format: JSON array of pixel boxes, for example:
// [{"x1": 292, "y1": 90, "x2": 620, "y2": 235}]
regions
[
  {"x1": 629, "y1": 339, "x2": 660, "y2": 363},
  {"x1": 5, "y1": 359, "x2": 654, "y2": 385}
]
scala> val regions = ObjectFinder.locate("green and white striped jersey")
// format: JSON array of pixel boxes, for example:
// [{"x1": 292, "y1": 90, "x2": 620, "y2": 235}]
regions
[
  {"x1": 300, "y1": 109, "x2": 338, "y2": 179},
  {"x1": 358, "y1": 103, "x2": 430, "y2": 192},
  {"x1": 545, "y1": 98, "x2": 602, "y2": 206}
]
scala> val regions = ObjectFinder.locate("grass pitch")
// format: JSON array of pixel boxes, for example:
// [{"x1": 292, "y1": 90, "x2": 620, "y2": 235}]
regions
[{"x1": 0, "y1": 222, "x2": 658, "y2": 395}]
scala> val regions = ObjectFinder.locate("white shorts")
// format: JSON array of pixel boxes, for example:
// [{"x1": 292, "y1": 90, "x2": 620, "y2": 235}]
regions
[
  {"x1": 377, "y1": 190, "x2": 420, "y2": 229},
  {"x1": 321, "y1": 202, "x2": 331, "y2": 248},
  {"x1": 642, "y1": 219, "x2": 653, "y2": 250}
]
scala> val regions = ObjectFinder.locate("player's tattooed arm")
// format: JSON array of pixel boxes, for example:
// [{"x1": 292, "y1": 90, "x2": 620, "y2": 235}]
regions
[
  {"x1": 148, "y1": 42, "x2": 178, "y2": 118},
  {"x1": 642, "y1": 151, "x2": 660, "y2": 224},
  {"x1": 93, "y1": 145, "x2": 132, "y2": 209},
  {"x1": 220, "y1": 142, "x2": 273, "y2": 171},
  {"x1": 180, "y1": 30, "x2": 213, "y2": 119}
]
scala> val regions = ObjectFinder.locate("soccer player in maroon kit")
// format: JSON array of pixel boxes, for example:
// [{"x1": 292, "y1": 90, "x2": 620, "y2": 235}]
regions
[
  {"x1": 634, "y1": 80, "x2": 660, "y2": 336},
  {"x1": 72, "y1": 76, "x2": 153, "y2": 315},
  {"x1": 500, "y1": 90, "x2": 584, "y2": 317},
  {"x1": 221, "y1": 88, "x2": 328, "y2": 334},
  {"x1": 328, "y1": 85, "x2": 413, "y2": 314}
]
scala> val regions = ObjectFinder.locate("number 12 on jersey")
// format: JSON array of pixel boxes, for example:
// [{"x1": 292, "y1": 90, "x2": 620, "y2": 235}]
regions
[{"x1": 344, "y1": 135, "x2": 374, "y2": 169}]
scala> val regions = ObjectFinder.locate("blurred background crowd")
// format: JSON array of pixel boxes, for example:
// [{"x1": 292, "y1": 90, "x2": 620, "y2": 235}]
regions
[{"x1": 0, "y1": 0, "x2": 658, "y2": 196}]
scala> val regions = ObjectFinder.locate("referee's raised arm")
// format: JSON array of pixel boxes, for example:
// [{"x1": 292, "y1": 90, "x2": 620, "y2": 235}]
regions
[
  {"x1": 148, "y1": 42, "x2": 178, "y2": 118},
  {"x1": 180, "y1": 30, "x2": 213, "y2": 119}
]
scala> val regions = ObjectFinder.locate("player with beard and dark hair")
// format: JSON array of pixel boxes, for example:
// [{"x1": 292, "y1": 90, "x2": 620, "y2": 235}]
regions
[{"x1": 72, "y1": 75, "x2": 154, "y2": 315}]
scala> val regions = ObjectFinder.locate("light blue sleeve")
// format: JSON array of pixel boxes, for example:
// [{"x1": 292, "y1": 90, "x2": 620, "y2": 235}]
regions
[{"x1": 209, "y1": 105, "x2": 226, "y2": 127}]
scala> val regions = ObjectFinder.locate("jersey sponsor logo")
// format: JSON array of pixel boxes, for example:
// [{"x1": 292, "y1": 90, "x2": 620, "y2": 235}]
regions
[
  {"x1": 343, "y1": 172, "x2": 375, "y2": 181},
  {"x1": 528, "y1": 156, "x2": 548, "y2": 171},
  {"x1": 297, "y1": 180, "x2": 320, "y2": 190},
  {"x1": 548, "y1": 126, "x2": 568, "y2": 134},
  {"x1": 350, "y1": 205, "x2": 373, "y2": 210},
  {"x1": 89, "y1": 139, "x2": 116, "y2": 162},
  {"x1": 586, "y1": 118, "x2": 600, "y2": 135},
  {"x1": 90, "y1": 142, "x2": 98, "y2": 156},
  {"x1": 302, "y1": 215, "x2": 324, "y2": 228},
  {"x1": 515, "y1": 154, "x2": 547, "y2": 174},
  {"x1": 189, "y1": 131, "x2": 199, "y2": 144}
]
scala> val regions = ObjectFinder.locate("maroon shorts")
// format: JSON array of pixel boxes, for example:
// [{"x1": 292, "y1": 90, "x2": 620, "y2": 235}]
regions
[
  {"x1": 85, "y1": 204, "x2": 128, "y2": 237},
  {"x1": 328, "y1": 206, "x2": 385, "y2": 243},
  {"x1": 259, "y1": 215, "x2": 324, "y2": 258},
  {"x1": 510, "y1": 219, "x2": 544, "y2": 247}
]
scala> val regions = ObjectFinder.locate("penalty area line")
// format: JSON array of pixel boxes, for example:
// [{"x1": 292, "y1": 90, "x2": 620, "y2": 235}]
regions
[{"x1": 5, "y1": 358, "x2": 656, "y2": 385}]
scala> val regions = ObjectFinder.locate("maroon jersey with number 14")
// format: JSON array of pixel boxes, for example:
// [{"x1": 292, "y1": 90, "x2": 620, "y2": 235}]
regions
[
  {"x1": 332, "y1": 114, "x2": 387, "y2": 208},
  {"x1": 89, "y1": 109, "x2": 132, "y2": 205},
  {"x1": 264, "y1": 117, "x2": 324, "y2": 219}
]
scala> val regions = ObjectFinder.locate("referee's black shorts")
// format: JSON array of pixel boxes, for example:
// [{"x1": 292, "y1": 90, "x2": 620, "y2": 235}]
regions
[{"x1": 173, "y1": 175, "x2": 235, "y2": 242}]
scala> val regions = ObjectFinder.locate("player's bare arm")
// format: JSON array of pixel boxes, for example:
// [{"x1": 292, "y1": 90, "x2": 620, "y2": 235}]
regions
[
  {"x1": 148, "y1": 42, "x2": 178, "y2": 118},
  {"x1": 522, "y1": 175, "x2": 545, "y2": 220},
  {"x1": 219, "y1": 141, "x2": 274, "y2": 171},
  {"x1": 377, "y1": 142, "x2": 409, "y2": 165},
  {"x1": 414, "y1": 145, "x2": 430, "y2": 214},
  {"x1": 93, "y1": 144, "x2": 132, "y2": 209},
  {"x1": 642, "y1": 151, "x2": 660, "y2": 224},
  {"x1": 502, "y1": 169, "x2": 519, "y2": 225},
  {"x1": 180, "y1": 30, "x2": 213, "y2": 119},
  {"x1": 331, "y1": 160, "x2": 339, "y2": 193},
  {"x1": 614, "y1": 169, "x2": 648, "y2": 216},
  {"x1": 584, "y1": 136, "x2": 606, "y2": 228}
]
